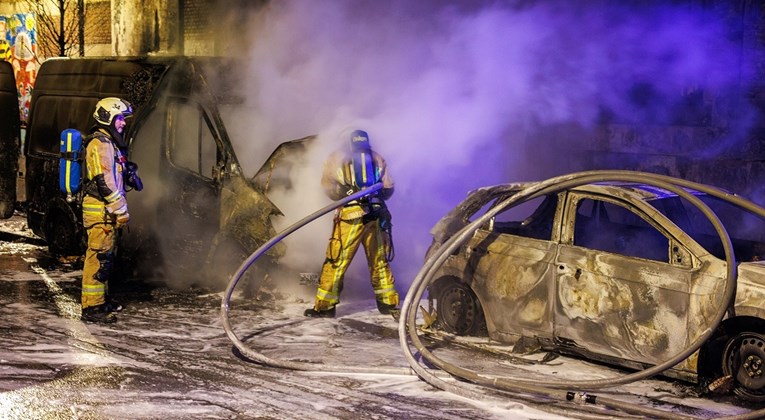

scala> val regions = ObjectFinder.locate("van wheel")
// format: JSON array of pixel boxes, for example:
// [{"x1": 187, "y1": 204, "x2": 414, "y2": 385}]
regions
[
  {"x1": 45, "y1": 212, "x2": 79, "y2": 256},
  {"x1": 435, "y1": 278, "x2": 486, "y2": 336},
  {"x1": 722, "y1": 332, "x2": 765, "y2": 402}
]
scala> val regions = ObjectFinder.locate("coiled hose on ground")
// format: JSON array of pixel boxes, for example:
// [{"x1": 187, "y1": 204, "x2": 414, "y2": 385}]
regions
[
  {"x1": 221, "y1": 171, "x2": 765, "y2": 419},
  {"x1": 399, "y1": 170, "x2": 765, "y2": 419},
  {"x1": 219, "y1": 183, "x2": 565, "y2": 409},
  {"x1": 221, "y1": 184, "x2": 420, "y2": 372}
]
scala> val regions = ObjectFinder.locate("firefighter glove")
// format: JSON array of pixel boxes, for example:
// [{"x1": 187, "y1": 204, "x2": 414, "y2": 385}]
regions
[
  {"x1": 124, "y1": 161, "x2": 143, "y2": 191},
  {"x1": 116, "y1": 211, "x2": 130, "y2": 227},
  {"x1": 111, "y1": 203, "x2": 130, "y2": 227}
]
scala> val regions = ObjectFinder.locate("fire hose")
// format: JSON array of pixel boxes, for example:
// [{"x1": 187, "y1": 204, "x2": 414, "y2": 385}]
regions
[
  {"x1": 220, "y1": 184, "x2": 416, "y2": 372},
  {"x1": 399, "y1": 170, "x2": 765, "y2": 420},
  {"x1": 221, "y1": 171, "x2": 765, "y2": 419},
  {"x1": 218, "y1": 183, "x2": 583, "y2": 416}
]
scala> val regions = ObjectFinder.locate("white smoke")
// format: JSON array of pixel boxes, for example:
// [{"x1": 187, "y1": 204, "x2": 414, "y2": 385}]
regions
[{"x1": 222, "y1": 0, "x2": 747, "y2": 293}]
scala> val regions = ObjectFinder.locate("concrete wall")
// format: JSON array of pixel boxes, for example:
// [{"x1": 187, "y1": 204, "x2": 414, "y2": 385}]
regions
[
  {"x1": 554, "y1": 1, "x2": 765, "y2": 199},
  {"x1": 111, "y1": 0, "x2": 266, "y2": 56},
  {"x1": 112, "y1": 0, "x2": 181, "y2": 56}
]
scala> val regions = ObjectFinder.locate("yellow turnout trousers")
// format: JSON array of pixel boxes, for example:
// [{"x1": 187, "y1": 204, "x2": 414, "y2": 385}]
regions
[
  {"x1": 81, "y1": 197, "x2": 117, "y2": 309},
  {"x1": 313, "y1": 214, "x2": 398, "y2": 312}
]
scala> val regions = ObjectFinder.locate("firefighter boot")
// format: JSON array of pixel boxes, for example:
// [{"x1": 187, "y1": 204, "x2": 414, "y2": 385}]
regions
[
  {"x1": 81, "y1": 304, "x2": 117, "y2": 324},
  {"x1": 377, "y1": 301, "x2": 399, "y2": 315},
  {"x1": 104, "y1": 298, "x2": 124, "y2": 313},
  {"x1": 304, "y1": 307, "x2": 336, "y2": 318}
]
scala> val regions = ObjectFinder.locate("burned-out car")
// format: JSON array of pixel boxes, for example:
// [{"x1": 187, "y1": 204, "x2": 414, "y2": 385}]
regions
[{"x1": 426, "y1": 174, "x2": 765, "y2": 401}]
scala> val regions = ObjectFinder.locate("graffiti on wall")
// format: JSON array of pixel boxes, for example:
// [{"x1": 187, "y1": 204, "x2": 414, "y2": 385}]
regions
[{"x1": 1, "y1": 13, "x2": 37, "y2": 125}]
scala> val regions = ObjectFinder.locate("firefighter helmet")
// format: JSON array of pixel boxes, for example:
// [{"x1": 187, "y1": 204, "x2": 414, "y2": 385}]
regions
[
  {"x1": 93, "y1": 97, "x2": 133, "y2": 126},
  {"x1": 350, "y1": 129, "x2": 371, "y2": 151}
]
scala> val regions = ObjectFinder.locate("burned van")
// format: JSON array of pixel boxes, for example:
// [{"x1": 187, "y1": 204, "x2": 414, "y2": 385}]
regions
[{"x1": 24, "y1": 56, "x2": 309, "y2": 287}]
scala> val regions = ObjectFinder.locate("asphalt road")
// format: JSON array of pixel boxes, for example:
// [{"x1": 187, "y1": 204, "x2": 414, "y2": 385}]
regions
[
  {"x1": 0, "y1": 212, "x2": 760, "y2": 420},
  {"x1": 0, "y1": 212, "x2": 553, "y2": 420}
]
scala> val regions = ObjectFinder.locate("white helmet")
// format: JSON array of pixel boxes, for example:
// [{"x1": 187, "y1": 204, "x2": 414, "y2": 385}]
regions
[{"x1": 93, "y1": 97, "x2": 133, "y2": 126}]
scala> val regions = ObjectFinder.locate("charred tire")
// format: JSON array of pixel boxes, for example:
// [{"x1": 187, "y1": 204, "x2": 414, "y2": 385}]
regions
[
  {"x1": 45, "y1": 211, "x2": 82, "y2": 256},
  {"x1": 435, "y1": 278, "x2": 486, "y2": 336},
  {"x1": 722, "y1": 332, "x2": 765, "y2": 402}
]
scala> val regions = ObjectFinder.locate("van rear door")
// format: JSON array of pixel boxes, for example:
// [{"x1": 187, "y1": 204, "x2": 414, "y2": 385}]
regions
[{"x1": 0, "y1": 61, "x2": 20, "y2": 219}]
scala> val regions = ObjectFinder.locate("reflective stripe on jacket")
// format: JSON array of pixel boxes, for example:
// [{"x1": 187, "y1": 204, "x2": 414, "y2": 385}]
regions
[
  {"x1": 321, "y1": 150, "x2": 394, "y2": 220},
  {"x1": 85, "y1": 129, "x2": 127, "y2": 213}
]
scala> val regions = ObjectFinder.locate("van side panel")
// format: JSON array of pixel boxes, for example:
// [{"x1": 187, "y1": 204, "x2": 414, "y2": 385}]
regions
[
  {"x1": 28, "y1": 96, "x2": 96, "y2": 156},
  {"x1": 24, "y1": 58, "x2": 163, "y2": 251},
  {"x1": 31, "y1": 59, "x2": 148, "y2": 95},
  {"x1": 0, "y1": 61, "x2": 20, "y2": 219}
]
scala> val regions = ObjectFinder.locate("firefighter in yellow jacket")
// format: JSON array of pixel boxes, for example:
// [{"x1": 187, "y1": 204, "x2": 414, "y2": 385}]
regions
[
  {"x1": 305, "y1": 129, "x2": 399, "y2": 318},
  {"x1": 80, "y1": 97, "x2": 133, "y2": 323}
]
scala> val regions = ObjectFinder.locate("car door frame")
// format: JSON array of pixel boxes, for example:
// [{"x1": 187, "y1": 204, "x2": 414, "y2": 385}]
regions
[
  {"x1": 156, "y1": 95, "x2": 228, "y2": 278},
  {"x1": 463, "y1": 192, "x2": 566, "y2": 342},
  {"x1": 554, "y1": 190, "x2": 705, "y2": 367}
]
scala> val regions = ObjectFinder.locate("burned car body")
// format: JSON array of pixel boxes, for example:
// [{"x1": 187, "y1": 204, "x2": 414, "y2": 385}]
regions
[
  {"x1": 427, "y1": 177, "x2": 765, "y2": 401},
  {"x1": 23, "y1": 56, "x2": 310, "y2": 286}
]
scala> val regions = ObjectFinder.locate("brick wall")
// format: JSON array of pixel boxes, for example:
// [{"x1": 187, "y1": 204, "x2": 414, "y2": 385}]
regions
[
  {"x1": 84, "y1": 1, "x2": 111, "y2": 45},
  {"x1": 183, "y1": 0, "x2": 213, "y2": 41}
]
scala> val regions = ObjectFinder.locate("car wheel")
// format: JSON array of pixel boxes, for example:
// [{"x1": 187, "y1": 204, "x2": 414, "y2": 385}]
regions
[
  {"x1": 722, "y1": 332, "x2": 765, "y2": 402},
  {"x1": 435, "y1": 279, "x2": 485, "y2": 336}
]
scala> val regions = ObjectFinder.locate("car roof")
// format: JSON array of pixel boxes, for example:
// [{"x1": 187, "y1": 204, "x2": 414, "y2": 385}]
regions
[
  {"x1": 469, "y1": 181, "x2": 707, "y2": 203},
  {"x1": 574, "y1": 182, "x2": 707, "y2": 202}
]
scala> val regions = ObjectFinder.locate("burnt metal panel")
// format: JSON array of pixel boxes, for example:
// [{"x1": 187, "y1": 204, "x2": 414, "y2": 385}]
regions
[
  {"x1": 467, "y1": 230, "x2": 556, "y2": 337},
  {"x1": 426, "y1": 177, "x2": 765, "y2": 388}
]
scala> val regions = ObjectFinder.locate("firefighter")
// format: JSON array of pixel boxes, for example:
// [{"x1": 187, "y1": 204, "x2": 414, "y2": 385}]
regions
[
  {"x1": 80, "y1": 97, "x2": 133, "y2": 323},
  {"x1": 305, "y1": 129, "x2": 399, "y2": 318}
]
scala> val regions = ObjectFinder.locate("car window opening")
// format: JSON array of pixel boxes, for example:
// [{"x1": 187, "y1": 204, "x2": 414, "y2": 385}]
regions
[
  {"x1": 472, "y1": 194, "x2": 557, "y2": 241},
  {"x1": 651, "y1": 195, "x2": 765, "y2": 262},
  {"x1": 574, "y1": 198, "x2": 670, "y2": 263}
]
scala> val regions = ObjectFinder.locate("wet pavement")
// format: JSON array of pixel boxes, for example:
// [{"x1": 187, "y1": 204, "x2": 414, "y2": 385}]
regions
[
  {"x1": 0, "y1": 212, "x2": 551, "y2": 419},
  {"x1": 0, "y1": 212, "x2": 760, "y2": 419}
]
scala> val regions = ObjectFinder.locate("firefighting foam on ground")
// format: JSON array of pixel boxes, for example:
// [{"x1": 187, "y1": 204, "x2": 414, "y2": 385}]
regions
[
  {"x1": 3, "y1": 0, "x2": 765, "y2": 418},
  {"x1": 0, "y1": 210, "x2": 760, "y2": 419}
]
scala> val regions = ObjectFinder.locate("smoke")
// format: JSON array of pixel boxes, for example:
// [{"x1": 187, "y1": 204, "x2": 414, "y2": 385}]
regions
[{"x1": 221, "y1": 0, "x2": 752, "y2": 295}]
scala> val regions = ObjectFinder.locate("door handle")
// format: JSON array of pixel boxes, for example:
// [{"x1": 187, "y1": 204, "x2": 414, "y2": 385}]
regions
[{"x1": 557, "y1": 264, "x2": 582, "y2": 280}]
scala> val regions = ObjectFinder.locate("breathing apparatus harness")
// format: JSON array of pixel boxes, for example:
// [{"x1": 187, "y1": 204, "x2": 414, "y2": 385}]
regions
[
  {"x1": 327, "y1": 133, "x2": 394, "y2": 265},
  {"x1": 80, "y1": 128, "x2": 142, "y2": 230}
]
